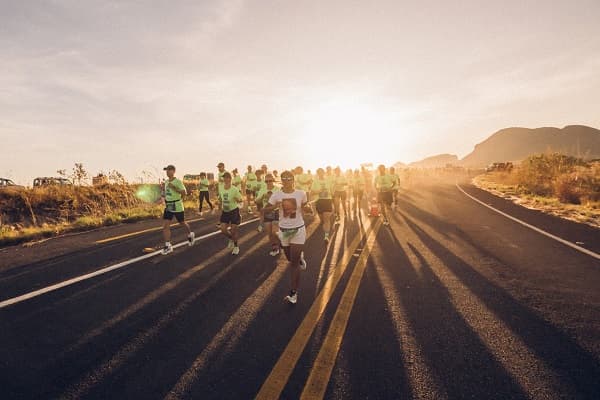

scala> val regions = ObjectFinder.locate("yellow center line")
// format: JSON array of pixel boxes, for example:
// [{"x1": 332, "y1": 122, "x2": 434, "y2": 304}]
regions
[
  {"x1": 300, "y1": 218, "x2": 382, "y2": 399},
  {"x1": 94, "y1": 217, "x2": 204, "y2": 244},
  {"x1": 255, "y1": 213, "x2": 375, "y2": 400}
]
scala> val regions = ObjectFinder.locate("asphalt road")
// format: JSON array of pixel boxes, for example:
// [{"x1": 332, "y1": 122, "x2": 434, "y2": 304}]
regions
[{"x1": 1, "y1": 181, "x2": 599, "y2": 399}]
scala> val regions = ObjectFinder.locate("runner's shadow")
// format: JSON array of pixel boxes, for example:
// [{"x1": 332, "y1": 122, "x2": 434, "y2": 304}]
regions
[
  {"x1": 392, "y1": 198, "x2": 455, "y2": 238},
  {"x1": 400, "y1": 215, "x2": 600, "y2": 398},
  {"x1": 378, "y1": 227, "x2": 530, "y2": 399}
]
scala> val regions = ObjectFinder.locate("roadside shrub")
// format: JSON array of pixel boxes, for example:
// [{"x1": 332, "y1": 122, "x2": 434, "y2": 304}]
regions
[{"x1": 554, "y1": 174, "x2": 581, "y2": 204}]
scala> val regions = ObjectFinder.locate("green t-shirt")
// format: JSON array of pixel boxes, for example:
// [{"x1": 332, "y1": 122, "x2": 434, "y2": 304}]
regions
[
  {"x1": 218, "y1": 185, "x2": 243, "y2": 212},
  {"x1": 217, "y1": 170, "x2": 227, "y2": 193},
  {"x1": 333, "y1": 175, "x2": 348, "y2": 192},
  {"x1": 375, "y1": 174, "x2": 395, "y2": 192},
  {"x1": 254, "y1": 180, "x2": 267, "y2": 193},
  {"x1": 311, "y1": 178, "x2": 333, "y2": 199},
  {"x1": 296, "y1": 173, "x2": 313, "y2": 191},
  {"x1": 245, "y1": 172, "x2": 257, "y2": 189},
  {"x1": 256, "y1": 185, "x2": 281, "y2": 207},
  {"x1": 390, "y1": 173, "x2": 400, "y2": 188},
  {"x1": 353, "y1": 176, "x2": 365, "y2": 190},
  {"x1": 233, "y1": 175, "x2": 242, "y2": 188},
  {"x1": 198, "y1": 178, "x2": 209, "y2": 192},
  {"x1": 165, "y1": 178, "x2": 186, "y2": 212}
]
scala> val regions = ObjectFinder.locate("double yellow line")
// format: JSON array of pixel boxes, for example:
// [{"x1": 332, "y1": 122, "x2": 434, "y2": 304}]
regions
[{"x1": 256, "y1": 217, "x2": 383, "y2": 399}]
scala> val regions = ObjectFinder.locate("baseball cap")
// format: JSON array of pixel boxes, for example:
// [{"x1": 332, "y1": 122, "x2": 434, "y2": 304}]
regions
[{"x1": 163, "y1": 165, "x2": 176, "y2": 171}]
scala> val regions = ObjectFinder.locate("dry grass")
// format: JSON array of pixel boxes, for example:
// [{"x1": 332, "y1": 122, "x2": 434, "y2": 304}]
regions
[
  {"x1": 474, "y1": 154, "x2": 600, "y2": 228},
  {"x1": 0, "y1": 184, "x2": 203, "y2": 247}
]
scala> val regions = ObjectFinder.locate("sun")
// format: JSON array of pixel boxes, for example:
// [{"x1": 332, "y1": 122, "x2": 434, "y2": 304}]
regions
[{"x1": 300, "y1": 99, "x2": 400, "y2": 170}]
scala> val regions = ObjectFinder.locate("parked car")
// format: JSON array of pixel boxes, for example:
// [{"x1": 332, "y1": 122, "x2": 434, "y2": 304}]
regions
[
  {"x1": 486, "y1": 162, "x2": 514, "y2": 172},
  {"x1": 33, "y1": 177, "x2": 73, "y2": 187},
  {"x1": 0, "y1": 178, "x2": 24, "y2": 189}
]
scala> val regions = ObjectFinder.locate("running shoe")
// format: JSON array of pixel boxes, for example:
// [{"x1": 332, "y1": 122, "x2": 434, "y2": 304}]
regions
[
  {"x1": 162, "y1": 243, "x2": 173, "y2": 255},
  {"x1": 257, "y1": 224, "x2": 264, "y2": 232},
  {"x1": 216, "y1": 222, "x2": 221, "y2": 228},
  {"x1": 324, "y1": 233, "x2": 330, "y2": 243},
  {"x1": 285, "y1": 293, "x2": 297, "y2": 304},
  {"x1": 232, "y1": 246, "x2": 240, "y2": 255},
  {"x1": 227, "y1": 239, "x2": 234, "y2": 249},
  {"x1": 269, "y1": 248, "x2": 280, "y2": 256},
  {"x1": 383, "y1": 219, "x2": 390, "y2": 226},
  {"x1": 299, "y1": 252, "x2": 307, "y2": 270},
  {"x1": 188, "y1": 232, "x2": 195, "y2": 246}
]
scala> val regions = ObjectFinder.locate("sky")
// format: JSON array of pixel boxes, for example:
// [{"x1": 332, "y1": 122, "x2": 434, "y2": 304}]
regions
[{"x1": 1, "y1": 0, "x2": 600, "y2": 185}]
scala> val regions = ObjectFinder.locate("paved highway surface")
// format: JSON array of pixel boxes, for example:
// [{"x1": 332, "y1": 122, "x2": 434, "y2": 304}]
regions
[{"x1": 1, "y1": 181, "x2": 599, "y2": 399}]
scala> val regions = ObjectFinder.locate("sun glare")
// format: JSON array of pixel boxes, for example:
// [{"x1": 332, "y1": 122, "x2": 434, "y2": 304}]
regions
[{"x1": 301, "y1": 99, "x2": 401, "y2": 170}]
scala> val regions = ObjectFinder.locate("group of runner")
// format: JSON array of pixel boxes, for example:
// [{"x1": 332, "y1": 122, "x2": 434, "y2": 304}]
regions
[{"x1": 158, "y1": 162, "x2": 400, "y2": 304}]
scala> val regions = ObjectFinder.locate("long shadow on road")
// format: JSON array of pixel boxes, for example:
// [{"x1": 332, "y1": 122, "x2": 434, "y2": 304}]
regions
[
  {"x1": 398, "y1": 207, "x2": 600, "y2": 399},
  {"x1": 377, "y1": 226, "x2": 530, "y2": 399}
]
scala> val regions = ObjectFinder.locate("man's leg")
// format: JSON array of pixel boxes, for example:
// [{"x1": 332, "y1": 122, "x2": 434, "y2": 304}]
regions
[{"x1": 289, "y1": 243, "x2": 304, "y2": 292}]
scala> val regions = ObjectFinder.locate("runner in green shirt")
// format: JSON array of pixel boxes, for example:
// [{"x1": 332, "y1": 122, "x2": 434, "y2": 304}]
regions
[
  {"x1": 218, "y1": 172, "x2": 243, "y2": 255},
  {"x1": 294, "y1": 166, "x2": 313, "y2": 201},
  {"x1": 244, "y1": 165, "x2": 258, "y2": 214},
  {"x1": 352, "y1": 169, "x2": 365, "y2": 213},
  {"x1": 374, "y1": 164, "x2": 396, "y2": 226},
  {"x1": 197, "y1": 172, "x2": 213, "y2": 215},
  {"x1": 332, "y1": 167, "x2": 349, "y2": 223},
  {"x1": 389, "y1": 166, "x2": 400, "y2": 210},
  {"x1": 254, "y1": 169, "x2": 267, "y2": 231},
  {"x1": 160, "y1": 165, "x2": 195, "y2": 255},
  {"x1": 310, "y1": 168, "x2": 334, "y2": 243},
  {"x1": 232, "y1": 168, "x2": 242, "y2": 190},
  {"x1": 216, "y1": 162, "x2": 228, "y2": 227},
  {"x1": 256, "y1": 173, "x2": 281, "y2": 256}
]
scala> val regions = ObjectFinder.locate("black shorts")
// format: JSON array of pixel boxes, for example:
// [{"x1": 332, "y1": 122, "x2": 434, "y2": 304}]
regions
[
  {"x1": 316, "y1": 199, "x2": 333, "y2": 214},
  {"x1": 334, "y1": 191, "x2": 347, "y2": 201},
  {"x1": 264, "y1": 210, "x2": 279, "y2": 223},
  {"x1": 220, "y1": 208, "x2": 241, "y2": 225},
  {"x1": 163, "y1": 209, "x2": 185, "y2": 223},
  {"x1": 378, "y1": 191, "x2": 393, "y2": 205}
]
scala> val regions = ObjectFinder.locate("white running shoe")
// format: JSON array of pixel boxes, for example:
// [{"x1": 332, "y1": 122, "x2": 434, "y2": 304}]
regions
[
  {"x1": 269, "y1": 248, "x2": 280, "y2": 257},
  {"x1": 299, "y1": 252, "x2": 307, "y2": 270},
  {"x1": 257, "y1": 224, "x2": 264, "y2": 232},
  {"x1": 232, "y1": 246, "x2": 240, "y2": 255},
  {"x1": 188, "y1": 232, "x2": 195, "y2": 246},
  {"x1": 383, "y1": 219, "x2": 390, "y2": 226},
  {"x1": 285, "y1": 293, "x2": 297, "y2": 304},
  {"x1": 161, "y1": 243, "x2": 173, "y2": 255},
  {"x1": 227, "y1": 239, "x2": 234, "y2": 249},
  {"x1": 324, "y1": 234, "x2": 330, "y2": 243}
]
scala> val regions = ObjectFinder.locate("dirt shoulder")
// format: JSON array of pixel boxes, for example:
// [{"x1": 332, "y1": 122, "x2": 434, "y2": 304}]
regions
[{"x1": 473, "y1": 174, "x2": 600, "y2": 229}]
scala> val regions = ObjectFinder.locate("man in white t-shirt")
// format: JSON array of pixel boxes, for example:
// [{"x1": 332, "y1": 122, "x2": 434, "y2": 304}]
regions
[{"x1": 263, "y1": 170, "x2": 311, "y2": 304}]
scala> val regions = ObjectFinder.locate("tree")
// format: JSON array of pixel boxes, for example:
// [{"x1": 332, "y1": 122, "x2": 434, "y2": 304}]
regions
[
  {"x1": 108, "y1": 169, "x2": 127, "y2": 185},
  {"x1": 71, "y1": 163, "x2": 89, "y2": 186}
]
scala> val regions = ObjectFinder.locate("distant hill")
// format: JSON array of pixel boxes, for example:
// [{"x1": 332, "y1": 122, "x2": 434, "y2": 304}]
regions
[
  {"x1": 460, "y1": 125, "x2": 600, "y2": 167},
  {"x1": 409, "y1": 154, "x2": 458, "y2": 168}
]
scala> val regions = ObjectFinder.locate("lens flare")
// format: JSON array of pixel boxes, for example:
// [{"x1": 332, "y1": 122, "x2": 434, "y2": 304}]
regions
[{"x1": 135, "y1": 184, "x2": 162, "y2": 203}]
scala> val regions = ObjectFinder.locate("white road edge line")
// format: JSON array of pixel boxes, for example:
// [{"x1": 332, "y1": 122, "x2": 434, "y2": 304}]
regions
[
  {"x1": 0, "y1": 218, "x2": 259, "y2": 309},
  {"x1": 456, "y1": 183, "x2": 600, "y2": 260}
]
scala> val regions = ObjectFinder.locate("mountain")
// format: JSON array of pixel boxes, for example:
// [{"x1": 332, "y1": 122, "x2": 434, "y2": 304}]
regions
[
  {"x1": 460, "y1": 125, "x2": 600, "y2": 167},
  {"x1": 409, "y1": 154, "x2": 458, "y2": 168}
]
